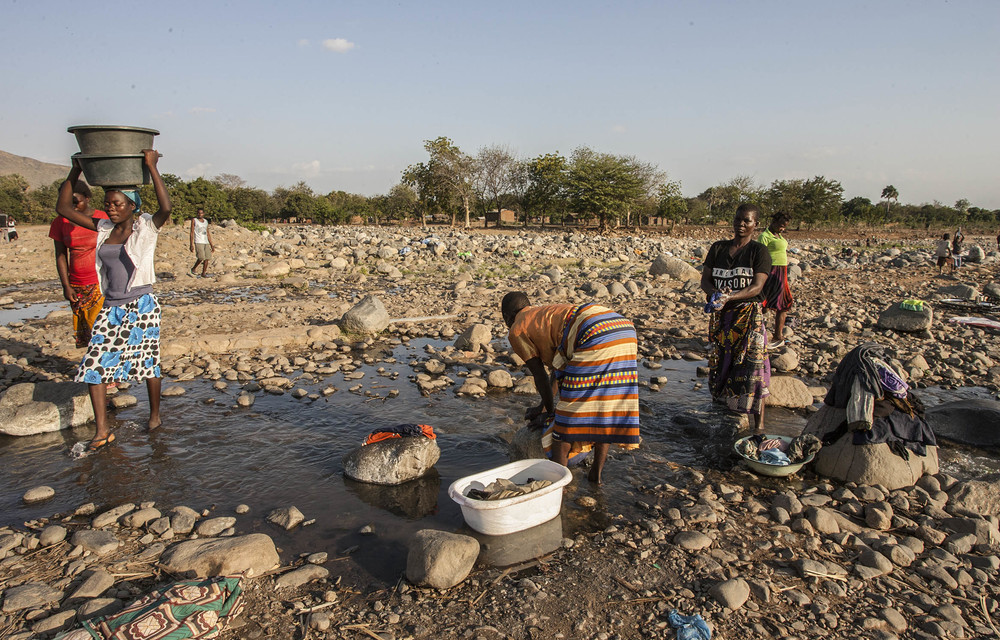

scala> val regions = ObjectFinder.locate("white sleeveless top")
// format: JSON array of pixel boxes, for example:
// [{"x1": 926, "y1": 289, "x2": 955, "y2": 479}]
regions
[{"x1": 193, "y1": 218, "x2": 209, "y2": 244}]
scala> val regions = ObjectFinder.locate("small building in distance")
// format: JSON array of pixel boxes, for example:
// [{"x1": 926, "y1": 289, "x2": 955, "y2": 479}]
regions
[{"x1": 485, "y1": 209, "x2": 517, "y2": 226}]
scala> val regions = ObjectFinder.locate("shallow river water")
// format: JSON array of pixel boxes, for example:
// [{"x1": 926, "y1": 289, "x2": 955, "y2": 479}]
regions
[{"x1": 0, "y1": 303, "x2": 995, "y2": 585}]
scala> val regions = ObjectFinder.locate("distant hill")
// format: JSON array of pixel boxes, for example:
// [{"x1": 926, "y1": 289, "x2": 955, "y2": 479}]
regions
[{"x1": 0, "y1": 150, "x2": 69, "y2": 189}]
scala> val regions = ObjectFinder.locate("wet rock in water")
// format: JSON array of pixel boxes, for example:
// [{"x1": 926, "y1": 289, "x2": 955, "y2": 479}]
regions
[
  {"x1": 876, "y1": 301, "x2": 933, "y2": 332},
  {"x1": 340, "y1": 295, "x2": 390, "y2": 335},
  {"x1": 237, "y1": 392, "x2": 255, "y2": 407},
  {"x1": 92, "y1": 503, "x2": 136, "y2": 528},
  {"x1": 649, "y1": 255, "x2": 699, "y2": 281},
  {"x1": 162, "y1": 385, "x2": 186, "y2": 397},
  {"x1": 22, "y1": 485, "x2": 54, "y2": 504},
  {"x1": 486, "y1": 369, "x2": 513, "y2": 388},
  {"x1": 509, "y1": 424, "x2": 546, "y2": 462},
  {"x1": 122, "y1": 507, "x2": 161, "y2": 529},
  {"x1": 275, "y1": 564, "x2": 330, "y2": 589},
  {"x1": 925, "y1": 399, "x2": 1000, "y2": 447},
  {"x1": 1, "y1": 582, "x2": 64, "y2": 612},
  {"x1": 110, "y1": 393, "x2": 138, "y2": 409},
  {"x1": 195, "y1": 516, "x2": 237, "y2": 537},
  {"x1": 266, "y1": 506, "x2": 305, "y2": 530},
  {"x1": 765, "y1": 376, "x2": 814, "y2": 408},
  {"x1": 71, "y1": 530, "x2": 121, "y2": 556},
  {"x1": 710, "y1": 578, "x2": 750, "y2": 609},
  {"x1": 342, "y1": 437, "x2": 440, "y2": 485},
  {"x1": 454, "y1": 324, "x2": 492, "y2": 353},
  {"x1": 406, "y1": 529, "x2": 479, "y2": 590},
  {"x1": 158, "y1": 533, "x2": 279, "y2": 578},
  {"x1": 802, "y1": 405, "x2": 938, "y2": 490},
  {"x1": 170, "y1": 506, "x2": 200, "y2": 534},
  {"x1": 0, "y1": 382, "x2": 94, "y2": 436}
]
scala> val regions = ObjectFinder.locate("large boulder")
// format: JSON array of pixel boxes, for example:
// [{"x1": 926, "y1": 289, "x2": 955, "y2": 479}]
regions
[
  {"x1": 801, "y1": 405, "x2": 938, "y2": 490},
  {"x1": 649, "y1": 255, "x2": 700, "y2": 281},
  {"x1": 967, "y1": 245, "x2": 985, "y2": 263},
  {"x1": 926, "y1": 399, "x2": 1000, "y2": 447},
  {"x1": 342, "y1": 437, "x2": 440, "y2": 485},
  {"x1": 0, "y1": 382, "x2": 94, "y2": 436},
  {"x1": 406, "y1": 529, "x2": 479, "y2": 589},
  {"x1": 158, "y1": 534, "x2": 279, "y2": 578},
  {"x1": 877, "y1": 302, "x2": 933, "y2": 333},
  {"x1": 765, "y1": 376, "x2": 814, "y2": 408},
  {"x1": 340, "y1": 295, "x2": 390, "y2": 335}
]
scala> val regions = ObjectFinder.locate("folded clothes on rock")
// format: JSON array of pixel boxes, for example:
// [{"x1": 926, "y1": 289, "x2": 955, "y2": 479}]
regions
[
  {"x1": 465, "y1": 477, "x2": 552, "y2": 501},
  {"x1": 362, "y1": 423, "x2": 436, "y2": 445}
]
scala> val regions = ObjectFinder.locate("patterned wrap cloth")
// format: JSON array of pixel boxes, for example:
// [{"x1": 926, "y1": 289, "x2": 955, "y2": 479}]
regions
[
  {"x1": 75, "y1": 292, "x2": 161, "y2": 384},
  {"x1": 70, "y1": 283, "x2": 105, "y2": 348},
  {"x1": 708, "y1": 301, "x2": 771, "y2": 414},
  {"x1": 549, "y1": 303, "x2": 641, "y2": 448}
]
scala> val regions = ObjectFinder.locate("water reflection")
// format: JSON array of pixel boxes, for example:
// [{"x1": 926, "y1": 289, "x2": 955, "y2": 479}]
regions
[
  {"x1": 344, "y1": 472, "x2": 441, "y2": 520},
  {"x1": 469, "y1": 514, "x2": 564, "y2": 567}
]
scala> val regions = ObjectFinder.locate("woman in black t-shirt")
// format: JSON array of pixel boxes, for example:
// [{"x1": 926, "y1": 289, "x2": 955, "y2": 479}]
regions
[{"x1": 700, "y1": 204, "x2": 772, "y2": 432}]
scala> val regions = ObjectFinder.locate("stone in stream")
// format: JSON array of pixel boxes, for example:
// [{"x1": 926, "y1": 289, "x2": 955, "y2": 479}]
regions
[
  {"x1": 406, "y1": 529, "x2": 479, "y2": 590},
  {"x1": 195, "y1": 516, "x2": 237, "y2": 537},
  {"x1": 158, "y1": 533, "x2": 279, "y2": 578},
  {"x1": 22, "y1": 485, "x2": 55, "y2": 504},
  {"x1": 162, "y1": 385, "x2": 186, "y2": 397},
  {"x1": 0, "y1": 382, "x2": 94, "y2": 436},
  {"x1": 39, "y1": 525, "x2": 67, "y2": 546},
  {"x1": 925, "y1": 399, "x2": 1000, "y2": 447},
  {"x1": 110, "y1": 394, "x2": 138, "y2": 409},
  {"x1": 122, "y1": 507, "x2": 161, "y2": 529},
  {"x1": 92, "y1": 503, "x2": 136, "y2": 528},
  {"x1": 266, "y1": 506, "x2": 305, "y2": 530},
  {"x1": 486, "y1": 369, "x2": 513, "y2": 388},
  {"x1": 342, "y1": 437, "x2": 440, "y2": 485},
  {"x1": 454, "y1": 323, "x2": 492, "y2": 353},
  {"x1": 340, "y1": 295, "x2": 390, "y2": 335}
]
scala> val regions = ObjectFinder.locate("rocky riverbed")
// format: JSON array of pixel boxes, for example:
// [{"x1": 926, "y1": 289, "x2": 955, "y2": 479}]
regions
[{"x1": 0, "y1": 221, "x2": 999, "y2": 639}]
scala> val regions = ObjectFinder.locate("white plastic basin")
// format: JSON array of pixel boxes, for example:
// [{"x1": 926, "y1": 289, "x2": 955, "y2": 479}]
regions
[{"x1": 448, "y1": 459, "x2": 573, "y2": 535}]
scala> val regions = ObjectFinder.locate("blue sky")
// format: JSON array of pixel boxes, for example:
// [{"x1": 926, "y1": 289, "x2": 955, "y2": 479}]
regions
[{"x1": 2, "y1": 0, "x2": 998, "y2": 208}]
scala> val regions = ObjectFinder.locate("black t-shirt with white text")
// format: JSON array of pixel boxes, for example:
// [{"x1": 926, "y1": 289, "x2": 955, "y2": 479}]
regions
[{"x1": 703, "y1": 239, "x2": 772, "y2": 305}]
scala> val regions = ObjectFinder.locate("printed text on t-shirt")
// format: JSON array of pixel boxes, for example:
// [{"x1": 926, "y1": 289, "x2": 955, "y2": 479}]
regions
[{"x1": 712, "y1": 266, "x2": 754, "y2": 292}]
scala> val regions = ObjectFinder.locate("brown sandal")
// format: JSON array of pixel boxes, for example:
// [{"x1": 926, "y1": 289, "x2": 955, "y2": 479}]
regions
[{"x1": 86, "y1": 433, "x2": 116, "y2": 453}]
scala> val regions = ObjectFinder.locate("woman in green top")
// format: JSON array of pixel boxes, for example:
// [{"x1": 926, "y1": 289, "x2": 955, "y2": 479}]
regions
[{"x1": 758, "y1": 213, "x2": 794, "y2": 347}]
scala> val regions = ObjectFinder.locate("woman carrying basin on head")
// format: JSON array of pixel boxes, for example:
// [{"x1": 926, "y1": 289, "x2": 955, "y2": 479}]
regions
[
  {"x1": 55, "y1": 150, "x2": 172, "y2": 452},
  {"x1": 701, "y1": 203, "x2": 772, "y2": 433}
]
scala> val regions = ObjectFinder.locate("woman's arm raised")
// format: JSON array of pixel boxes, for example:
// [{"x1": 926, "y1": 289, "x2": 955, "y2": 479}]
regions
[
  {"x1": 143, "y1": 150, "x2": 173, "y2": 229},
  {"x1": 55, "y1": 163, "x2": 98, "y2": 231}
]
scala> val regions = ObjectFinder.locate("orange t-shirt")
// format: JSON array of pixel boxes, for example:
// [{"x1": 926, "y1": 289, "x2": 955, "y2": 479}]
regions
[{"x1": 507, "y1": 304, "x2": 574, "y2": 367}]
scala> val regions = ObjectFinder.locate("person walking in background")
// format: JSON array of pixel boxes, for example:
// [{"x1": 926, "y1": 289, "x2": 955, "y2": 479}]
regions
[
  {"x1": 701, "y1": 203, "x2": 772, "y2": 433},
  {"x1": 6, "y1": 215, "x2": 17, "y2": 241},
  {"x1": 935, "y1": 233, "x2": 952, "y2": 276},
  {"x1": 501, "y1": 291, "x2": 640, "y2": 484},
  {"x1": 55, "y1": 149, "x2": 172, "y2": 452},
  {"x1": 49, "y1": 181, "x2": 110, "y2": 348},
  {"x1": 189, "y1": 207, "x2": 214, "y2": 277},
  {"x1": 952, "y1": 228, "x2": 965, "y2": 271},
  {"x1": 757, "y1": 212, "x2": 794, "y2": 348}
]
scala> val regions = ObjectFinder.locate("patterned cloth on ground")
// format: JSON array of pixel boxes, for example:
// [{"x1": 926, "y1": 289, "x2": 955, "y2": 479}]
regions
[
  {"x1": 551, "y1": 303, "x2": 640, "y2": 448},
  {"x1": 708, "y1": 301, "x2": 770, "y2": 415},
  {"x1": 67, "y1": 575, "x2": 243, "y2": 640},
  {"x1": 362, "y1": 424, "x2": 436, "y2": 445},
  {"x1": 75, "y1": 293, "x2": 161, "y2": 384}
]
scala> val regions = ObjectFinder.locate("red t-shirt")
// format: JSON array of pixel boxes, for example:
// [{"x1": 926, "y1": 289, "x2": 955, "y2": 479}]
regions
[{"x1": 48, "y1": 211, "x2": 110, "y2": 286}]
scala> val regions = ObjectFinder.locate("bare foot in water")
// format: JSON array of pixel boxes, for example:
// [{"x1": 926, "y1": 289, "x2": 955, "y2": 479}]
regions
[
  {"x1": 148, "y1": 417, "x2": 161, "y2": 430},
  {"x1": 587, "y1": 466, "x2": 602, "y2": 484}
]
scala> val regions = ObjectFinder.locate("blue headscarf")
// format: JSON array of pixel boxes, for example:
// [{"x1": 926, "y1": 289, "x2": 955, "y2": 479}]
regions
[{"x1": 116, "y1": 189, "x2": 142, "y2": 213}]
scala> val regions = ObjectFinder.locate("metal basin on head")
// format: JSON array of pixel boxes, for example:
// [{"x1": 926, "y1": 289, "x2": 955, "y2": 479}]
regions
[
  {"x1": 68, "y1": 125, "x2": 159, "y2": 156},
  {"x1": 73, "y1": 154, "x2": 148, "y2": 188}
]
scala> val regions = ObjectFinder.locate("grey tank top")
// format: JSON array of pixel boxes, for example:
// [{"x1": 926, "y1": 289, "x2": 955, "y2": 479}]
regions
[{"x1": 99, "y1": 243, "x2": 153, "y2": 307}]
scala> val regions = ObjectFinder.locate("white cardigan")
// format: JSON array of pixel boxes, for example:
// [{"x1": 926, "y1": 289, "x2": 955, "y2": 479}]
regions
[{"x1": 94, "y1": 213, "x2": 160, "y2": 296}]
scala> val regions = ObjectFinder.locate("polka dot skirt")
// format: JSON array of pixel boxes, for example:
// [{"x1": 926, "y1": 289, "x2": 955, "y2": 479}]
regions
[{"x1": 75, "y1": 293, "x2": 162, "y2": 384}]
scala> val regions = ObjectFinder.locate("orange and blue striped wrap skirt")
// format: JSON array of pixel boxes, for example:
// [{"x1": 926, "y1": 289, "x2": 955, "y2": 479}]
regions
[{"x1": 550, "y1": 303, "x2": 640, "y2": 449}]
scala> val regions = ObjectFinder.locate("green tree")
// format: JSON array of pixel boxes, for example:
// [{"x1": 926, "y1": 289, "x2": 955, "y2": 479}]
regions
[
  {"x1": 565, "y1": 147, "x2": 647, "y2": 233},
  {"x1": 381, "y1": 183, "x2": 418, "y2": 223},
  {"x1": 474, "y1": 144, "x2": 517, "y2": 227},
  {"x1": 0, "y1": 174, "x2": 29, "y2": 222},
  {"x1": 523, "y1": 153, "x2": 568, "y2": 226},
  {"x1": 656, "y1": 180, "x2": 687, "y2": 231},
  {"x1": 840, "y1": 196, "x2": 878, "y2": 223},
  {"x1": 420, "y1": 136, "x2": 477, "y2": 228},
  {"x1": 881, "y1": 185, "x2": 899, "y2": 220}
]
